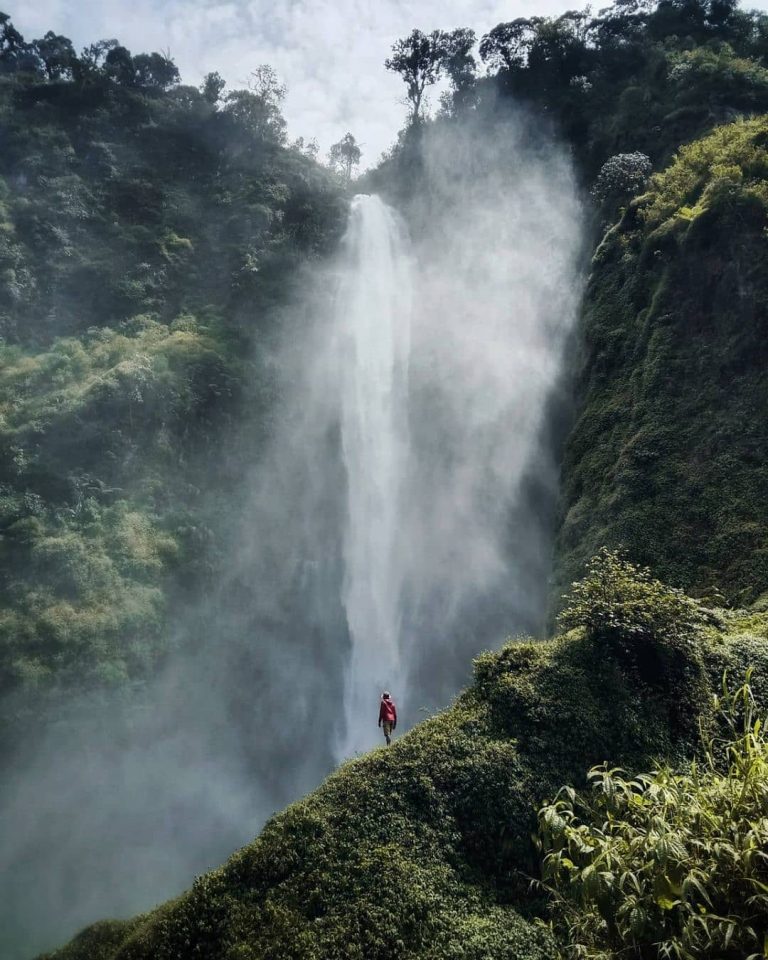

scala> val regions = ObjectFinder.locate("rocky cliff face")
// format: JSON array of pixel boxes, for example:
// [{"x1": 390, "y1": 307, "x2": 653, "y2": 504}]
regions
[{"x1": 554, "y1": 117, "x2": 768, "y2": 610}]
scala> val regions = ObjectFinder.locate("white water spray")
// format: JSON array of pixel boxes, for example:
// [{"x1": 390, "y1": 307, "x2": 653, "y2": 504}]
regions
[
  {"x1": 331, "y1": 134, "x2": 583, "y2": 759},
  {"x1": 336, "y1": 195, "x2": 412, "y2": 759}
]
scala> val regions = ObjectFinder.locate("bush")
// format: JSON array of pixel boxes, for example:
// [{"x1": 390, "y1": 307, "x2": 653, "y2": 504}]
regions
[
  {"x1": 558, "y1": 549, "x2": 705, "y2": 649},
  {"x1": 591, "y1": 153, "x2": 652, "y2": 205},
  {"x1": 558, "y1": 550, "x2": 710, "y2": 737},
  {"x1": 539, "y1": 672, "x2": 768, "y2": 959}
]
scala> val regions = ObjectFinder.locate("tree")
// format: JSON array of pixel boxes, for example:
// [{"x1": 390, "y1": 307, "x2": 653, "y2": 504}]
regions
[
  {"x1": 591, "y1": 151, "x2": 652, "y2": 203},
  {"x1": 385, "y1": 28, "x2": 478, "y2": 121},
  {"x1": 132, "y1": 52, "x2": 180, "y2": 90},
  {"x1": 103, "y1": 44, "x2": 135, "y2": 86},
  {"x1": 385, "y1": 29, "x2": 444, "y2": 121},
  {"x1": 441, "y1": 28, "x2": 477, "y2": 89},
  {"x1": 78, "y1": 39, "x2": 119, "y2": 80},
  {"x1": 329, "y1": 133, "x2": 361, "y2": 181},
  {"x1": 481, "y1": 14, "x2": 590, "y2": 92},
  {"x1": 223, "y1": 66, "x2": 287, "y2": 145},
  {"x1": 479, "y1": 19, "x2": 541, "y2": 73},
  {"x1": 0, "y1": 12, "x2": 39, "y2": 75},
  {"x1": 201, "y1": 71, "x2": 226, "y2": 104},
  {"x1": 439, "y1": 28, "x2": 477, "y2": 107},
  {"x1": 292, "y1": 137, "x2": 319, "y2": 160},
  {"x1": 248, "y1": 64, "x2": 286, "y2": 105},
  {"x1": 32, "y1": 31, "x2": 77, "y2": 81},
  {"x1": 526, "y1": 15, "x2": 592, "y2": 91}
]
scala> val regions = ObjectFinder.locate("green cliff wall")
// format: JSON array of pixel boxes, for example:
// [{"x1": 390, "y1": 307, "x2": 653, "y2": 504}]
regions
[{"x1": 555, "y1": 117, "x2": 768, "y2": 609}]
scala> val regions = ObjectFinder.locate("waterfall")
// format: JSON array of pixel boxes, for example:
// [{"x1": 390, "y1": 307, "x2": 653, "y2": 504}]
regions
[
  {"x1": 330, "y1": 146, "x2": 583, "y2": 758},
  {"x1": 335, "y1": 195, "x2": 412, "y2": 759}
]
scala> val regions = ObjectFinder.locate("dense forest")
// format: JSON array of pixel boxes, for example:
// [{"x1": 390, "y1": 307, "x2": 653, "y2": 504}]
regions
[
  {"x1": 2, "y1": 0, "x2": 768, "y2": 956},
  {"x1": 0, "y1": 15, "x2": 346, "y2": 747}
]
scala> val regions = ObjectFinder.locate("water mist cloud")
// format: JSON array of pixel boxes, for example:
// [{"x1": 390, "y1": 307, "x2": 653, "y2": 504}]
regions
[
  {"x1": 0, "y1": 109, "x2": 583, "y2": 959},
  {"x1": 396, "y1": 113, "x2": 584, "y2": 705}
]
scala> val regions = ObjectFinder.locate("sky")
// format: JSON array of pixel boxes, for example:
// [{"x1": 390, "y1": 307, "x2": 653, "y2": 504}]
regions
[{"x1": 14, "y1": 0, "x2": 586, "y2": 167}]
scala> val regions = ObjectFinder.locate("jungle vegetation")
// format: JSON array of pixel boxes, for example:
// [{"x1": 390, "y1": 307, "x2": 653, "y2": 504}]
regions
[
  {"x1": 5, "y1": 0, "x2": 768, "y2": 956},
  {"x1": 0, "y1": 11, "x2": 346, "y2": 743}
]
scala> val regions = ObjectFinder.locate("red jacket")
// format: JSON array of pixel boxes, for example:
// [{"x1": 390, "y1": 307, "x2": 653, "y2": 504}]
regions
[{"x1": 378, "y1": 697, "x2": 397, "y2": 725}]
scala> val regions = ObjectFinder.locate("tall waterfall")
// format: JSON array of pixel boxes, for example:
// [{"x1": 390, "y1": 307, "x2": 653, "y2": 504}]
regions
[
  {"x1": 336, "y1": 195, "x2": 412, "y2": 759},
  {"x1": 329, "y1": 154, "x2": 584, "y2": 758}
]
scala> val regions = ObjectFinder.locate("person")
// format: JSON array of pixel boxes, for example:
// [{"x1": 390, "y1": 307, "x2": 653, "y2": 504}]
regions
[{"x1": 378, "y1": 691, "x2": 397, "y2": 746}]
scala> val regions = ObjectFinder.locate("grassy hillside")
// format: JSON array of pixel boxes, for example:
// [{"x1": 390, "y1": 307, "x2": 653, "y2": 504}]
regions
[
  {"x1": 554, "y1": 116, "x2": 768, "y2": 609},
  {"x1": 41, "y1": 556, "x2": 768, "y2": 959}
]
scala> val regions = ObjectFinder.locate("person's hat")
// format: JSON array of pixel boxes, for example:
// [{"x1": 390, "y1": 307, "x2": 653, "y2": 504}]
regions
[{"x1": 382, "y1": 691, "x2": 390, "y2": 699}]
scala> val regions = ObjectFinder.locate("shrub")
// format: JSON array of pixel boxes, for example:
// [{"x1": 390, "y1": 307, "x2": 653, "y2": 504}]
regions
[
  {"x1": 558, "y1": 549, "x2": 705, "y2": 649},
  {"x1": 539, "y1": 672, "x2": 768, "y2": 959},
  {"x1": 591, "y1": 153, "x2": 652, "y2": 205},
  {"x1": 558, "y1": 550, "x2": 710, "y2": 736}
]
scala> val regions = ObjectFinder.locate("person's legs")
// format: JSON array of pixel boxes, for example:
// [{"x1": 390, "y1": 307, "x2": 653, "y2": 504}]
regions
[{"x1": 382, "y1": 721, "x2": 392, "y2": 745}]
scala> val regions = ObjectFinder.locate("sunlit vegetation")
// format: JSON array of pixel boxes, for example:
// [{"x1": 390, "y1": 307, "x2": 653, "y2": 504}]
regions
[
  {"x1": 7, "y1": 0, "x2": 768, "y2": 955},
  {"x1": 0, "y1": 10, "x2": 346, "y2": 736},
  {"x1": 0, "y1": 317, "x2": 235, "y2": 717},
  {"x1": 540, "y1": 672, "x2": 768, "y2": 958},
  {"x1": 555, "y1": 116, "x2": 768, "y2": 609}
]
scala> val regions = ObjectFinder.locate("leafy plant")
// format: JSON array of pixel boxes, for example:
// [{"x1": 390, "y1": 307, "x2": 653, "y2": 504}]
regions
[
  {"x1": 558, "y1": 549, "x2": 705, "y2": 647},
  {"x1": 539, "y1": 671, "x2": 768, "y2": 959},
  {"x1": 592, "y1": 152, "x2": 652, "y2": 205}
]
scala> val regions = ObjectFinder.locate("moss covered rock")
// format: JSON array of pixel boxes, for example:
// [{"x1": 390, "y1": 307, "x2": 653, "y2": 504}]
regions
[{"x1": 555, "y1": 116, "x2": 768, "y2": 609}]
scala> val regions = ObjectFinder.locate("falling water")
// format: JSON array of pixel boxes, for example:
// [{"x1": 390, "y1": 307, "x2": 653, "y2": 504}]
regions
[{"x1": 336, "y1": 195, "x2": 412, "y2": 758}]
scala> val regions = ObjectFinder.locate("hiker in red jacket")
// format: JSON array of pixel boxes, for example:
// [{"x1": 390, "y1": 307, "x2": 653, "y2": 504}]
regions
[{"x1": 378, "y1": 691, "x2": 397, "y2": 746}]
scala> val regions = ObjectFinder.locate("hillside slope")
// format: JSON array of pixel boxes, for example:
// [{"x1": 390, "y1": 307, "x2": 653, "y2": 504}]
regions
[
  {"x1": 555, "y1": 116, "x2": 768, "y2": 608},
  {"x1": 0, "y1": 20, "x2": 346, "y2": 738},
  {"x1": 42, "y1": 558, "x2": 768, "y2": 960}
]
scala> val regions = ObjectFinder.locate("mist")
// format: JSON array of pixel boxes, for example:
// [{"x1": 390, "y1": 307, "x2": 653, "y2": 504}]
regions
[{"x1": 0, "y1": 110, "x2": 583, "y2": 960}]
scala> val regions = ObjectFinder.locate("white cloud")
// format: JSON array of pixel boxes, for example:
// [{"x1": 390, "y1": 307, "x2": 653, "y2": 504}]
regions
[{"x1": 12, "y1": 0, "x2": 768, "y2": 166}]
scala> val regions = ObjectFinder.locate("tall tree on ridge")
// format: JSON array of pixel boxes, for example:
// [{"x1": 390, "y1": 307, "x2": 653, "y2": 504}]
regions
[{"x1": 329, "y1": 132, "x2": 362, "y2": 182}]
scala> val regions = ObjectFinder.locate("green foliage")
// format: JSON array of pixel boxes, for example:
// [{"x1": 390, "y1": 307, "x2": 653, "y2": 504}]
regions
[
  {"x1": 37, "y1": 920, "x2": 147, "y2": 960},
  {"x1": 472, "y1": 1, "x2": 768, "y2": 180},
  {"x1": 0, "y1": 13, "x2": 346, "y2": 732},
  {"x1": 559, "y1": 549, "x2": 706, "y2": 646},
  {"x1": 592, "y1": 152, "x2": 652, "y2": 205},
  {"x1": 375, "y1": 0, "x2": 768, "y2": 198},
  {"x1": 558, "y1": 550, "x2": 712, "y2": 737},
  {"x1": 539, "y1": 673, "x2": 768, "y2": 959},
  {"x1": 0, "y1": 315, "x2": 240, "y2": 721},
  {"x1": 329, "y1": 132, "x2": 362, "y2": 182},
  {"x1": 385, "y1": 28, "x2": 476, "y2": 121},
  {"x1": 43, "y1": 563, "x2": 768, "y2": 960},
  {"x1": 640, "y1": 115, "x2": 768, "y2": 224},
  {"x1": 554, "y1": 116, "x2": 768, "y2": 611}
]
